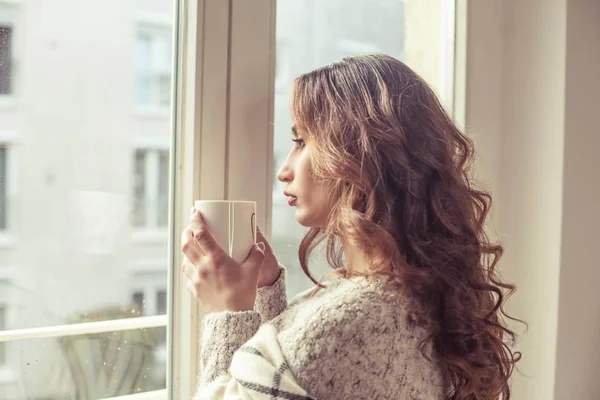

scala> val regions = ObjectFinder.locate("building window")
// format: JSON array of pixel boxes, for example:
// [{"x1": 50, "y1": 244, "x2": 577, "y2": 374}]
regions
[
  {"x1": 0, "y1": 145, "x2": 7, "y2": 231},
  {"x1": 131, "y1": 286, "x2": 167, "y2": 316},
  {"x1": 134, "y1": 26, "x2": 172, "y2": 108},
  {"x1": 132, "y1": 291, "x2": 145, "y2": 315},
  {"x1": 156, "y1": 290, "x2": 166, "y2": 315},
  {"x1": 0, "y1": 26, "x2": 12, "y2": 95},
  {"x1": 132, "y1": 149, "x2": 169, "y2": 230},
  {"x1": 0, "y1": 304, "x2": 6, "y2": 364}
]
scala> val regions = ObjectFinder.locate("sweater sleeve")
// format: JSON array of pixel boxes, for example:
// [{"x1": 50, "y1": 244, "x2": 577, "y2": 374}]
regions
[
  {"x1": 198, "y1": 311, "x2": 262, "y2": 387},
  {"x1": 254, "y1": 266, "x2": 287, "y2": 323}
]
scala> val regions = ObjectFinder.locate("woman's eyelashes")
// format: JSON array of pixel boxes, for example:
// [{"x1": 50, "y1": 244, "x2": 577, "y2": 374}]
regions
[{"x1": 292, "y1": 138, "x2": 305, "y2": 150}]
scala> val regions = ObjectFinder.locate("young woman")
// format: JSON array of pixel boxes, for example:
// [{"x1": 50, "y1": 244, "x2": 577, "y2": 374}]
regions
[{"x1": 182, "y1": 54, "x2": 520, "y2": 400}]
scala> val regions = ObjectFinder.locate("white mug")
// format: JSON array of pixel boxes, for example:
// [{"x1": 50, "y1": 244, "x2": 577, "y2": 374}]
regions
[{"x1": 193, "y1": 200, "x2": 257, "y2": 262}]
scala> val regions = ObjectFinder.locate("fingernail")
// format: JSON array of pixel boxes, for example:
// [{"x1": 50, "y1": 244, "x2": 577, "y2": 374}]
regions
[
  {"x1": 256, "y1": 242, "x2": 266, "y2": 254},
  {"x1": 190, "y1": 206, "x2": 196, "y2": 215}
]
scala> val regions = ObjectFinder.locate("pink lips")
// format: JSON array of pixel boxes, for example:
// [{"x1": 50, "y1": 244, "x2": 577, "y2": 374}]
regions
[{"x1": 284, "y1": 191, "x2": 297, "y2": 206}]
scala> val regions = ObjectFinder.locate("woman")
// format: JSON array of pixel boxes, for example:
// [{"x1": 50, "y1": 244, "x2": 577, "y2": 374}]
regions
[{"x1": 182, "y1": 54, "x2": 520, "y2": 400}]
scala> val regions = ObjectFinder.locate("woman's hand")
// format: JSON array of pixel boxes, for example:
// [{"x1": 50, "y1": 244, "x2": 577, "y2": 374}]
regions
[
  {"x1": 255, "y1": 227, "x2": 282, "y2": 288},
  {"x1": 181, "y1": 210, "x2": 265, "y2": 313}
]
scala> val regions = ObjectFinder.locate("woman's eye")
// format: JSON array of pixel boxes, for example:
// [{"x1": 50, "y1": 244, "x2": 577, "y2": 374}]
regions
[{"x1": 292, "y1": 138, "x2": 305, "y2": 150}]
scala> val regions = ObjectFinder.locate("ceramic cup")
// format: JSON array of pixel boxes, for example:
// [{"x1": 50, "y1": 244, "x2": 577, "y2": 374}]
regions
[{"x1": 193, "y1": 200, "x2": 257, "y2": 262}]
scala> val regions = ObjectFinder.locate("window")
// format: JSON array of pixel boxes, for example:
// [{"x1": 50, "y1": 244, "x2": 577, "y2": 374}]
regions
[
  {"x1": 132, "y1": 148, "x2": 169, "y2": 230},
  {"x1": 0, "y1": 145, "x2": 6, "y2": 231},
  {"x1": 0, "y1": 1, "x2": 174, "y2": 398},
  {"x1": 0, "y1": 26, "x2": 11, "y2": 95},
  {"x1": 135, "y1": 26, "x2": 172, "y2": 109},
  {"x1": 132, "y1": 291, "x2": 145, "y2": 315},
  {"x1": 129, "y1": 275, "x2": 167, "y2": 318}
]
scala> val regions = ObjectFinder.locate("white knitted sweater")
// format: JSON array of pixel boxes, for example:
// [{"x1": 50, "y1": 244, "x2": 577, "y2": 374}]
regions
[{"x1": 194, "y1": 269, "x2": 445, "y2": 399}]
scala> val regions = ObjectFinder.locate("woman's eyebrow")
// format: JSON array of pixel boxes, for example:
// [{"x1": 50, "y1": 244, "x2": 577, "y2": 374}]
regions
[{"x1": 291, "y1": 125, "x2": 298, "y2": 137}]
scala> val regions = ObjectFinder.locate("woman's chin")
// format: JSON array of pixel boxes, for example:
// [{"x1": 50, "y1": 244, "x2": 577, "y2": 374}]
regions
[
  {"x1": 294, "y1": 208, "x2": 313, "y2": 227},
  {"x1": 295, "y1": 208, "x2": 325, "y2": 228}
]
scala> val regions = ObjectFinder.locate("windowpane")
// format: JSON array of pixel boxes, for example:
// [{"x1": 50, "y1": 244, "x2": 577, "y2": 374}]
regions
[
  {"x1": 0, "y1": 0, "x2": 175, "y2": 397},
  {"x1": 0, "y1": 26, "x2": 12, "y2": 95},
  {"x1": 272, "y1": 0, "x2": 454, "y2": 297},
  {"x1": 1, "y1": 328, "x2": 165, "y2": 399}
]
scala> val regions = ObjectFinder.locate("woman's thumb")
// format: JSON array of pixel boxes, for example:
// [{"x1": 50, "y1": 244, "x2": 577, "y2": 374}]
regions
[{"x1": 244, "y1": 242, "x2": 266, "y2": 268}]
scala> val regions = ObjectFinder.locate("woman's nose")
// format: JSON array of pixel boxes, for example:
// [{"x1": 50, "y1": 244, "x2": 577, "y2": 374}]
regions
[{"x1": 277, "y1": 162, "x2": 293, "y2": 183}]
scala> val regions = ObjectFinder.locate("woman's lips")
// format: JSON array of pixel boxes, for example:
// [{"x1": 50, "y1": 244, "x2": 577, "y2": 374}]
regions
[{"x1": 288, "y1": 196, "x2": 297, "y2": 206}]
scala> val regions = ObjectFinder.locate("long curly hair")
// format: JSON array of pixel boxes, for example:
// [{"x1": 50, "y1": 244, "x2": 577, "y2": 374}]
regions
[{"x1": 291, "y1": 54, "x2": 520, "y2": 400}]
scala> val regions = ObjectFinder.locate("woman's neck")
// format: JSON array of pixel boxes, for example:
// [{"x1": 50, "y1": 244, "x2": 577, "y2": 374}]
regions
[{"x1": 341, "y1": 240, "x2": 370, "y2": 275}]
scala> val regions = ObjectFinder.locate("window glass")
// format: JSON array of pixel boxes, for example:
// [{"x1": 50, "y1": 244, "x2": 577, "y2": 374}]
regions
[{"x1": 0, "y1": 1, "x2": 174, "y2": 398}]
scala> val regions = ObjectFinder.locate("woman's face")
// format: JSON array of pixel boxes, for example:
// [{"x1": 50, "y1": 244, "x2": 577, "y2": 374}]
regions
[{"x1": 277, "y1": 126, "x2": 331, "y2": 228}]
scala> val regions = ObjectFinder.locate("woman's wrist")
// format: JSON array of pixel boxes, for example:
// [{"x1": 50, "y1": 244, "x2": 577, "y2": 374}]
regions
[{"x1": 258, "y1": 267, "x2": 282, "y2": 288}]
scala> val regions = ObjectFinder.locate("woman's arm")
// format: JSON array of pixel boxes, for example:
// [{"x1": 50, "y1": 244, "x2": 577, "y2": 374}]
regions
[
  {"x1": 195, "y1": 323, "x2": 314, "y2": 400},
  {"x1": 198, "y1": 311, "x2": 262, "y2": 387},
  {"x1": 253, "y1": 266, "x2": 287, "y2": 323}
]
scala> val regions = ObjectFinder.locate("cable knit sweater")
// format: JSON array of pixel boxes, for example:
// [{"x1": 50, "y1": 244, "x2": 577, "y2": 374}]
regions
[{"x1": 195, "y1": 268, "x2": 445, "y2": 399}]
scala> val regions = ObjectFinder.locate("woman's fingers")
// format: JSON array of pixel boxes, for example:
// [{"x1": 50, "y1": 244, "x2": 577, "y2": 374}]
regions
[
  {"x1": 182, "y1": 258, "x2": 197, "y2": 281},
  {"x1": 186, "y1": 279, "x2": 198, "y2": 298},
  {"x1": 181, "y1": 227, "x2": 203, "y2": 264},
  {"x1": 190, "y1": 211, "x2": 225, "y2": 260}
]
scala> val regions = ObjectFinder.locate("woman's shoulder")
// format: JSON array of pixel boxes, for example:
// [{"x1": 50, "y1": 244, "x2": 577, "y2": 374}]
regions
[{"x1": 277, "y1": 275, "x2": 427, "y2": 347}]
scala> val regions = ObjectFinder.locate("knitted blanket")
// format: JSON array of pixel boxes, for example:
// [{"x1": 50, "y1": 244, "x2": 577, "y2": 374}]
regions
[{"x1": 196, "y1": 323, "x2": 315, "y2": 400}]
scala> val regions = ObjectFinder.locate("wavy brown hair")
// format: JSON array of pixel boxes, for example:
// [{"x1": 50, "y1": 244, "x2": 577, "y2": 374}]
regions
[{"x1": 291, "y1": 54, "x2": 521, "y2": 400}]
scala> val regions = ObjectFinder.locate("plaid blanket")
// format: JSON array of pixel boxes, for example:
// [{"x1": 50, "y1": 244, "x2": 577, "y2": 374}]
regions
[{"x1": 197, "y1": 323, "x2": 316, "y2": 400}]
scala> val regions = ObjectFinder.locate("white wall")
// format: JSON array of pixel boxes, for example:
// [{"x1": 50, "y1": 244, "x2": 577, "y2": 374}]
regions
[
  {"x1": 499, "y1": 1, "x2": 566, "y2": 398},
  {"x1": 554, "y1": 1, "x2": 600, "y2": 399},
  {"x1": 465, "y1": 0, "x2": 600, "y2": 398}
]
